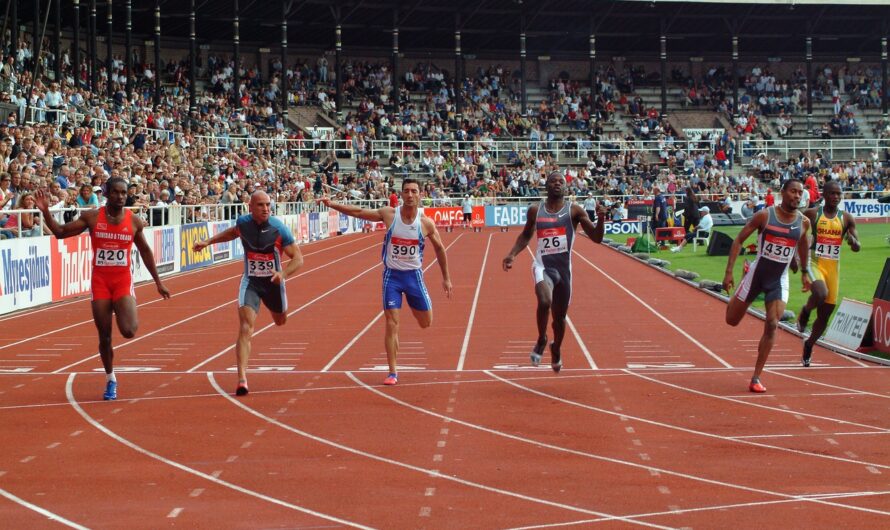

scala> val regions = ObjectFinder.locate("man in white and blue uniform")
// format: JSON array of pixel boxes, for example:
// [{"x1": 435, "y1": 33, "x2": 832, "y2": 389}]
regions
[
  {"x1": 382, "y1": 206, "x2": 433, "y2": 312},
  {"x1": 723, "y1": 179, "x2": 811, "y2": 394},
  {"x1": 503, "y1": 171, "x2": 607, "y2": 373},
  {"x1": 322, "y1": 178, "x2": 453, "y2": 386},
  {"x1": 194, "y1": 191, "x2": 304, "y2": 396}
]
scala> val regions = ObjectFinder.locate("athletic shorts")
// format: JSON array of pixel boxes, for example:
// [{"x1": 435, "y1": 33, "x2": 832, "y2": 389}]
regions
[
  {"x1": 239, "y1": 276, "x2": 287, "y2": 314},
  {"x1": 810, "y1": 258, "x2": 840, "y2": 305},
  {"x1": 462, "y1": 212, "x2": 472, "y2": 222},
  {"x1": 734, "y1": 259, "x2": 789, "y2": 304},
  {"x1": 92, "y1": 272, "x2": 135, "y2": 302},
  {"x1": 532, "y1": 262, "x2": 572, "y2": 315},
  {"x1": 382, "y1": 268, "x2": 432, "y2": 311}
]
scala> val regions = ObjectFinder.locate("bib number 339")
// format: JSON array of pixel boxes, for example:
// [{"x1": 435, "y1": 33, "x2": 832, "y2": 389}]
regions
[
  {"x1": 247, "y1": 252, "x2": 275, "y2": 277},
  {"x1": 95, "y1": 248, "x2": 128, "y2": 266},
  {"x1": 538, "y1": 227, "x2": 568, "y2": 255}
]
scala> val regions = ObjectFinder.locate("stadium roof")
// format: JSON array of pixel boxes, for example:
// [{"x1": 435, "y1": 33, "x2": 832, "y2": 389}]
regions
[{"x1": 19, "y1": 1, "x2": 890, "y2": 60}]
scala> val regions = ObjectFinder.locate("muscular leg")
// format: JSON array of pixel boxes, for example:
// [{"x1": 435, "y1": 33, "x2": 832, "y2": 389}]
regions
[
  {"x1": 112, "y1": 296, "x2": 139, "y2": 339},
  {"x1": 91, "y1": 300, "x2": 115, "y2": 374},
  {"x1": 549, "y1": 293, "x2": 569, "y2": 372},
  {"x1": 725, "y1": 293, "x2": 751, "y2": 327},
  {"x1": 798, "y1": 280, "x2": 827, "y2": 332},
  {"x1": 236, "y1": 306, "x2": 258, "y2": 386},
  {"x1": 410, "y1": 308, "x2": 432, "y2": 329},
  {"x1": 803, "y1": 303, "x2": 835, "y2": 365},
  {"x1": 751, "y1": 299, "x2": 785, "y2": 382},
  {"x1": 271, "y1": 311, "x2": 288, "y2": 326},
  {"x1": 535, "y1": 280, "x2": 554, "y2": 344},
  {"x1": 384, "y1": 309, "x2": 400, "y2": 375}
]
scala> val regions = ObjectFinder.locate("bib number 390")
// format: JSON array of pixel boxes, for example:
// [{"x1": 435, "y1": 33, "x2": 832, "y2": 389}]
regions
[{"x1": 96, "y1": 248, "x2": 127, "y2": 266}]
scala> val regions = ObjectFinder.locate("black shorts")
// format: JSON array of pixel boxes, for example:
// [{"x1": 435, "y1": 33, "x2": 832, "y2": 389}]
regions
[
  {"x1": 533, "y1": 263, "x2": 572, "y2": 316},
  {"x1": 238, "y1": 276, "x2": 288, "y2": 314},
  {"x1": 463, "y1": 212, "x2": 472, "y2": 222}
]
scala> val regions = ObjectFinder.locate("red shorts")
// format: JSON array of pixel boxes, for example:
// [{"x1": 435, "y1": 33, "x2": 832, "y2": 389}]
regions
[{"x1": 92, "y1": 272, "x2": 135, "y2": 301}]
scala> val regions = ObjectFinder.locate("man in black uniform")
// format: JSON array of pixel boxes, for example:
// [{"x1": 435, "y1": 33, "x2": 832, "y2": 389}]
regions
[{"x1": 502, "y1": 171, "x2": 607, "y2": 372}]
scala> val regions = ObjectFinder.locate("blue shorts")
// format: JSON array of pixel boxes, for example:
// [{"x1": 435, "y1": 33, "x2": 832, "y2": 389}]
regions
[{"x1": 382, "y1": 268, "x2": 432, "y2": 311}]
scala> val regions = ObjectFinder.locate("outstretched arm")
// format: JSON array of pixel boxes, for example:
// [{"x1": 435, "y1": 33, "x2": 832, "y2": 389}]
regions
[
  {"x1": 35, "y1": 188, "x2": 90, "y2": 238},
  {"x1": 194, "y1": 225, "x2": 240, "y2": 252},
  {"x1": 318, "y1": 197, "x2": 393, "y2": 224},
  {"x1": 723, "y1": 209, "x2": 766, "y2": 293},
  {"x1": 502, "y1": 205, "x2": 538, "y2": 271},
  {"x1": 572, "y1": 202, "x2": 607, "y2": 244}
]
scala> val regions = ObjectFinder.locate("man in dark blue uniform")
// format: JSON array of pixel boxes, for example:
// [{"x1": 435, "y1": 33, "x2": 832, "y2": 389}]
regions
[
  {"x1": 502, "y1": 171, "x2": 607, "y2": 372},
  {"x1": 195, "y1": 191, "x2": 304, "y2": 395}
]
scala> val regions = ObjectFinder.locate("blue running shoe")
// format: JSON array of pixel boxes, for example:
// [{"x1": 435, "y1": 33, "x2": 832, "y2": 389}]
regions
[{"x1": 103, "y1": 380, "x2": 118, "y2": 401}]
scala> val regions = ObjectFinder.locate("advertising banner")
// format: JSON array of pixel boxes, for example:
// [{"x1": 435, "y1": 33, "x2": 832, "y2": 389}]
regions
[
  {"x1": 841, "y1": 199, "x2": 890, "y2": 219},
  {"x1": 604, "y1": 220, "x2": 645, "y2": 235},
  {"x1": 51, "y1": 233, "x2": 93, "y2": 300},
  {"x1": 179, "y1": 222, "x2": 213, "y2": 271},
  {"x1": 132, "y1": 226, "x2": 179, "y2": 283},
  {"x1": 871, "y1": 298, "x2": 890, "y2": 354},
  {"x1": 339, "y1": 213, "x2": 350, "y2": 234},
  {"x1": 308, "y1": 212, "x2": 319, "y2": 241},
  {"x1": 0, "y1": 237, "x2": 53, "y2": 313},
  {"x1": 299, "y1": 213, "x2": 310, "y2": 242},
  {"x1": 328, "y1": 210, "x2": 339, "y2": 236},
  {"x1": 205, "y1": 222, "x2": 232, "y2": 263},
  {"x1": 486, "y1": 204, "x2": 528, "y2": 227},
  {"x1": 824, "y1": 298, "x2": 873, "y2": 350}
]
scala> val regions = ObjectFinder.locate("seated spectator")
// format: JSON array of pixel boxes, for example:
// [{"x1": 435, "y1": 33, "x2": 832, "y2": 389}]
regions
[
  {"x1": 671, "y1": 206, "x2": 712, "y2": 252},
  {"x1": 0, "y1": 193, "x2": 44, "y2": 239}
]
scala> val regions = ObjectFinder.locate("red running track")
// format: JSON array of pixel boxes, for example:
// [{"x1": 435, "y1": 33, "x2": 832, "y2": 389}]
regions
[{"x1": 0, "y1": 228, "x2": 887, "y2": 529}]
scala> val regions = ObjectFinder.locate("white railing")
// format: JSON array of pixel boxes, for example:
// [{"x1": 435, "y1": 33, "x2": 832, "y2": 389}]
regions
[{"x1": 21, "y1": 106, "x2": 890, "y2": 163}]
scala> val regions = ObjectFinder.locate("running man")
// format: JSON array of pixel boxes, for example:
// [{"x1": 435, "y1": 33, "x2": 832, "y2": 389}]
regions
[
  {"x1": 723, "y1": 179, "x2": 812, "y2": 393},
  {"x1": 193, "y1": 191, "x2": 304, "y2": 396},
  {"x1": 320, "y1": 178, "x2": 453, "y2": 386},
  {"x1": 502, "y1": 171, "x2": 607, "y2": 372},
  {"x1": 796, "y1": 180, "x2": 860, "y2": 366},
  {"x1": 36, "y1": 178, "x2": 171, "y2": 401}
]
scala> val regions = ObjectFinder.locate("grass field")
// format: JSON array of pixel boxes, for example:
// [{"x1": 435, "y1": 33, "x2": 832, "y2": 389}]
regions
[{"x1": 605, "y1": 221, "x2": 890, "y2": 357}]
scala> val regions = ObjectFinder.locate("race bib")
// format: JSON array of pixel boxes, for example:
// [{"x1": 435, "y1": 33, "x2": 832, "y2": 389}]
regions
[
  {"x1": 537, "y1": 227, "x2": 568, "y2": 255},
  {"x1": 760, "y1": 233, "x2": 795, "y2": 263},
  {"x1": 390, "y1": 237, "x2": 420, "y2": 261},
  {"x1": 95, "y1": 248, "x2": 128, "y2": 267},
  {"x1": 815, "y1": 234, "x2": 841, "y2": 260},
  {"x1": 247, "y1": 252, "x2": 276, "y2": 277}
]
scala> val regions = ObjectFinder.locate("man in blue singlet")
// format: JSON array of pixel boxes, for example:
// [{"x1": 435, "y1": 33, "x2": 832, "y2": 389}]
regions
[
  {"x1": 194, "y1": 191, "x2": 304, "y2": 396},
  {"x1": 723, "y1": 179, "x2": 812, "y2": 393},
  {"x1": 502, "y1": 171, "x2": 607, "y2": 372},
  {"x1": 321, "y1": 178, "x2": 453, "y2": 386}
]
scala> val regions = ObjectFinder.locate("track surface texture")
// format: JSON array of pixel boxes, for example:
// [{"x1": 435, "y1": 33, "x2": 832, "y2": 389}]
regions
[{"x1": 1, "y1": 229, "x2": 887, "y2": 529}]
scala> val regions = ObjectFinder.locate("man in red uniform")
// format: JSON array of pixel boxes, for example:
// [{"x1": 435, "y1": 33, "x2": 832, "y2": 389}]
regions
[{"x1": 37, "y1": 178, "x2": 170, "y2": 400}]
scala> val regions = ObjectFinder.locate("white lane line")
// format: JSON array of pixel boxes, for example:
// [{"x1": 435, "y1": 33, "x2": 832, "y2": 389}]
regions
[
  {"x1": 322, "y1": 235, "x2": 464, "y2": 372},
  {"x1": 572, "y1": 250, "x2": 733, "y2": 368},
  {"x1": 2, "y1": 234, "x2": 378, "y2": 350},
  {"x1": 361, "y1": 370, "x2": 890, "y2": 519},
  {"x1": 0, "y1": 487, "x2": 89, "y2": 529},
  {"x1": 457, "y1": 234, "x2": 492, "y2": 371},
  {"x1": 207, "y1": 372, "x2": 669, "y2": 528},
  {"x1": 191, "y1": 259, "x2": 384, "y2": 373},
  {"x1": 765, "y1": 370, "x2": 890, "y2": 399},
  {"x1": 65, "y1": 374, "x2": 374, "y2": 529},
  {"x1": 626, "y1": 370, "x2": 890, "y2": 436},
  {"x1": 166, "y1": 507, "x2": 184, "y2": 518},
  {"x1": 497, "y1": 370, "x2": 890, "y2": 470}
]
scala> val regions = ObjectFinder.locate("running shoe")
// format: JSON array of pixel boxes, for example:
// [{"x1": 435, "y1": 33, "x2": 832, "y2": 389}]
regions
[
  {"x1": 749, "y1": 379, "x2": 767, "y2": 393},
  {"x1": 797, "y1": 307, "x2": 811, "y2": 333},
  {"x1": 103, "y1": 380, "x2": 118, "y2": 401},
  {"x1": 235, "y1": 382, "x2": 249, "y2": 396},
  {"x1": 383, "y1": 373, "x2": 398, "y2": 386},
  {"x1": 550, "y1": 342, "x2": 562, "y2": 373},
  {"x1": 802, "y1": 342, "x2": 814, "y2": 367},
  {"x1": 530, "y1": 338, "x2": 546, "y2": 367}
]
